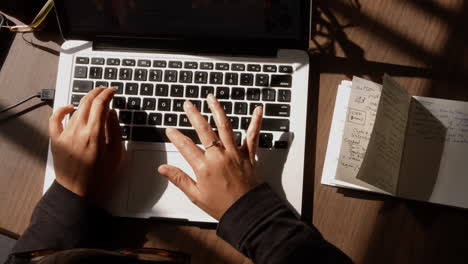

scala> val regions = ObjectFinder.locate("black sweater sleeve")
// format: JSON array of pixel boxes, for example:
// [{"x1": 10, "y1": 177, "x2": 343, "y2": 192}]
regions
[
  {"x1": 217, "y1": 183, "x2": 353, "y2": 264},
  {"x1": 10, "y1": 181, "x2": 112, "y2": 254}
]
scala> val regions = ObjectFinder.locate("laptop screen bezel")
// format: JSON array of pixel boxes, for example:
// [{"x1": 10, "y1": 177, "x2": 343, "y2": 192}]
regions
[{"x1": 53, "y1": 0, "x2": 311, "y2": 51}]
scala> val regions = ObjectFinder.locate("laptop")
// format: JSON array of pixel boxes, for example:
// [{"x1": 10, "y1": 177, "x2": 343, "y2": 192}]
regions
[{"x1": 44, "y1": 0, "x2": 312, "y2": 223}]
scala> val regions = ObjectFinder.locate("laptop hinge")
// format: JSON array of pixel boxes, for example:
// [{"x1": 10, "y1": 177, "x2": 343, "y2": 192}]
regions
[{"x1": 93, "y1": 38, "x2": 278, "y2": 57}]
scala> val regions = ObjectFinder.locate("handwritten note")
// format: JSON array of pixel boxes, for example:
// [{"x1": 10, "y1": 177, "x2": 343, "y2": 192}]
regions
[
  {"x1": 335, "y1": 76, "x2": 382, "y2": 183},
  {"x1": 357, "y1": 75, "x2": 412, "y2": 193}
]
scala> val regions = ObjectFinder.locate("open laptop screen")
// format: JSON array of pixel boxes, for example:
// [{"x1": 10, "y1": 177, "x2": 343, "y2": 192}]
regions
[{"x1": 55, "y1": 0, "x2": 309, "y2": 50}]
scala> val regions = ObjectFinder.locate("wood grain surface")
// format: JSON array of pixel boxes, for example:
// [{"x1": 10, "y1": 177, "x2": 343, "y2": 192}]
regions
[{"x1": 1, "y1": 1, "x2": 468, "y2": 263}]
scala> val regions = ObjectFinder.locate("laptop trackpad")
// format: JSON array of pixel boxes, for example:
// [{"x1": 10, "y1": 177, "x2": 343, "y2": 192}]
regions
[{"x1": 126, "y1": 150, "x2": 194, "y2": 213}]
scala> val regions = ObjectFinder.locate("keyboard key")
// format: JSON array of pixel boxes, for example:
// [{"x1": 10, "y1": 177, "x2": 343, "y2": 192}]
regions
[
  {"x1": 170, "y1": 85, "x2": 184, "y2": 97},
  {"x1": 216, "y1": 87, "x2": 230, "y2": 99},
  {"x1": 259, "y1": 133, "x2": 273, "y2": 148},
  {"x1": 133, "y1": 112, "x2": 147, "y2": 125},
  {"x1": 110, "y1": 82, "x2": 123, "y2": 94},
  {"x1": 228, "y1": 116, "x2": 239, "y2": 129},
  {"x1": 234, "y1": 102, "x2": 248, "y2": 115},
  {"x1": 279, "y1": 65, "x2": 293, "y2": 73},
  {"x1": 169, "y1": 61, "x2": 182, "y2": 68},
  {"x1": 153, "y1": 60, "x2": 167, "y2": 68},
  {"x1": 246, "y1": 88, "x2": 260, "y2": 101},
  {"x1": 119, "y1": 111, "x2": 132, "y2": 124},
  {"x1": 134, "y1": 69, "x2": 148, "y2": 81},
  {"x1": 95, "y1": 81, "x2": 108, "y2": 88},
  {"x1": 180, "y1": 71, "x2": 193, "y2": 83},
  {"x1": 231, "y1": 87, "x2": 245, "y2": 100},
  {"x1": 232, "y1": 64, "x2": 245, "y2": 71},
  {"x1": 158, "y1": 98, "x2": 171, "y2": 111},
  {"x1": 155, "y1": 84, "x2": 169, "y2": 96},
  {"x1": 194, "y1": 72, "x2": 208, "y2": 84},
  {"x1": 125, "y1": 83, "x2": 139, "y2": 95},
  {"x1": 249, "y1": 103, "x2": 263, "y2": 115},
  {"x1": 186, "y1": 85, "x2": 199, "y2": 98},
  {"x1": 271, "y1": 75, "x2": 292, "y2": 87},
  {"x1": 142, "y1": 98, "x2": 156, "y2": 110},
  {"x1": 140, "y1": 83, "x2": 154, "y2": 95},
  {"x1": 121, "y1": 126, "x2": 130, "y2": 140},
  {"x1": 89, "y1": 67, "x2": 103, "y2": 79},
  {"x1": 209, "y1": 116, "x2": 217, "y2": 128},
  {"x1": 72, "y1": 80, "x2": 93, "y2": 93},
  {"x1": 164, "y1": 114, "x2": 178, "y2": 126},
  {"x1": 220, "y1": 101, "x2": 233, "y2": 114},
  {"x1": 216, "y1": 63, "x2": 229, "y2": 71},
  {"x1": 240, "y1": 73, "x2": 254, "y2": 86},
  {"x1": 119, "y1": 68, "x2": 133, "y2": 80},
  {"x1": 112, "y1": 97, "x2": 126, "y2": 109},
  {"x1": 91, "y1": 58, "x2": 105, "y2": 65},
  {"x1": 148, "y1": 113, "x2": 162, "y2": 125},
  {"x1": 241, "y1": 117, "x2": 251, "y2": 130},
  {"x1": 71, "y1": 94, "x2": 84, "y2": 107},
  {"x1": 74, "y1": 66, "x2": 87, "y2": 78},
  {"x1": 104, "y1": 68, "x2": 118, "y2": 80},
  {"x1": 209, "y1": 72, "x2": 223, "y2": 84},
  {"x1": 149, "y1": 69, "x2": 163, "y2": 82},
  {"x1": 278, "y1": 90, "x2": 291, "y2": 102},
  {"x1": 190, "y1": 100, "x2": 202, "y2": 111},
  {"x1": 247, "y1": 64, "x2": 261, "y2": 72},
  {"x1": 274, "y1": 141, "x2": 289, "y2": 149},
  {"x1": 225, "y1": 73, "x2": 239, "y2": 85},
  {"x1": 173, "y1": 99, "x2": 185, "y2": 112},
  {"x1": 255, "y1": 74, "x2": 269, "y2": 87},
  {"x1": 262, "y1": 89, "x2": 276, "y2": 101},
  {"x1": 184, "y1": 62, "x2": 198, "y2": 69},
  {"x1": 132, "y1": 127, "x2": 168, "y2": 142},
  {"x1": 178, "y1": 129, "x2": 202, "y2": 144},
  {"x1": 127, "y1": 97, "x2": 141, "y2": 110},
  {"x1": 200, "y1": 62, "x2": 214, "y2": 70},
  {"x1": 164, "y1": 70, "x2": 178, "y2": 82},
  {"x1": 123, "y1": 59, "x2": 136, "y2": 66},
  {"x1": 234, "y1": 132, "x2": 242, "y2": 146},
  {"x1": 201, "y1": 86, "x2": 214, "y2": 98},
  {"x1": 76, "y1": 57, "x2": 89, "y2": 64},
  {"x1": 138, "y1": 60, "x2": 151, "y2": 67},
  {"x1": 265, "y1": 104, "x2": 290, "y2": 117},
  {"x1": 263, "y1": 65, "x2": 277, "y2": 72},
  {"x1": 262, "y1": 118, "x2": 289, "y2": 132},
  {"x1": 179, "y1": 114, "x2": 191, "y2": 127},
  {"x1": 107, "y1": 58, "x2": 120, "y2": 65}
]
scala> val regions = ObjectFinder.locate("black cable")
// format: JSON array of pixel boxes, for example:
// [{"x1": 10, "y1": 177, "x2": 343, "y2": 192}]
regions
[{"x1": 0, "y1": 93, "x2": 41, "y2": 114}]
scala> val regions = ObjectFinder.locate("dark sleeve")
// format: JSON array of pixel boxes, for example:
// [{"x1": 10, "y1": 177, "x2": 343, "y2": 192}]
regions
[
  {"x1": 217, "y1": 183, "x2": 353, "y2": 264},
  {"x1": 10, "y1": 181, "x2": 112, "y2": 254}
]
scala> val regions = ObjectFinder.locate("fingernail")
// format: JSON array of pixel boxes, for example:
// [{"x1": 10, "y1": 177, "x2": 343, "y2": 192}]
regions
[
  {"x1": 184, "y1": 100, "x2": 194, "y2": 109},
  {"x1": 207, "y1": 93, "x2": 215, "y2": 103},
  {"x1": 158, "y1": 165, "x2": 169, "y2": 175},
  {"x1": 110, "y1": 86, "x2": 118, "y2": 91},
  {"x1": 255, "y1": 106, "x2": 263, "y2": 115}
]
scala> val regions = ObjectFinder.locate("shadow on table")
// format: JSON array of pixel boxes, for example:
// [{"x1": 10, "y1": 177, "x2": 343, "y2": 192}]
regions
[{"x1": 311, "y1": 0, "x2": 468, "y2": 263}]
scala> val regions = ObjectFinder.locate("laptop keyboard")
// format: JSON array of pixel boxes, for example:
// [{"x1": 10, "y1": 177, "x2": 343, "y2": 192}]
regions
[{"x1": 71, "y1": 56, "x2": 294, "y2": 149}]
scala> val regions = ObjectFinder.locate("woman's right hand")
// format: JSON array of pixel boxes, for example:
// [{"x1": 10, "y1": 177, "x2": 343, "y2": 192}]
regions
[{"x1": 158, "y1": 94, "x2": 263, "y2": 220}]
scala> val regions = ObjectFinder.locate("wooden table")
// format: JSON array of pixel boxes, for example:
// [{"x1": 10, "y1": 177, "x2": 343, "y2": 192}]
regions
[{"x1": 1, "y1": 1, "x2": 468, "y2": 263}]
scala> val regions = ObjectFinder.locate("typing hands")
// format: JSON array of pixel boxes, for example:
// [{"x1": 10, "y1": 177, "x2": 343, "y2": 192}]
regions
[
  {"x1": 159, "y1": 94, "x2": 263, "y2": 220},
  {"x1": 49, "y1": 87, "x2": 122, "y2": 206},
  {"x1": 49, "y1": 88, "x2": 263, "y2": 219}
]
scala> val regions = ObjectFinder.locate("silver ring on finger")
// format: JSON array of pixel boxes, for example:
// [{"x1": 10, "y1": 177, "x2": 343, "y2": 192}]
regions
[{"x1": 205, "y1": 139, "x2": 222, "y2": 150}]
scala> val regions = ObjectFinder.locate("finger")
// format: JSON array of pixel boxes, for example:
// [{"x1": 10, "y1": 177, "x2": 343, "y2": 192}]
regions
[
  {"x1": 87, "y1": 88, "x2": 116, "y2": 137},
  {"x1": 207, "y1": 94, "x2": 237, "y2": 151},
  {"x1": 183, "y1": 100, "x2": 219, "y2": 149},
  {"x1": 49, "y1": 105, "x2": 74, "y2": 138},
  {"x1": 166, "y1": 128, "x2": 205, "y2": 170},
  {"x1": 242, "y1": 106, "x2": 263, "y2": 164},
  {"x1": 106, "y1": 109, "x2": 122, "y2": 153},
  {"x1": 158, "y1": 165, "x2": 198, "y2": 202},
  {"x1": 73, "y1": 87, "x2": 106, "y2": 124}
]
